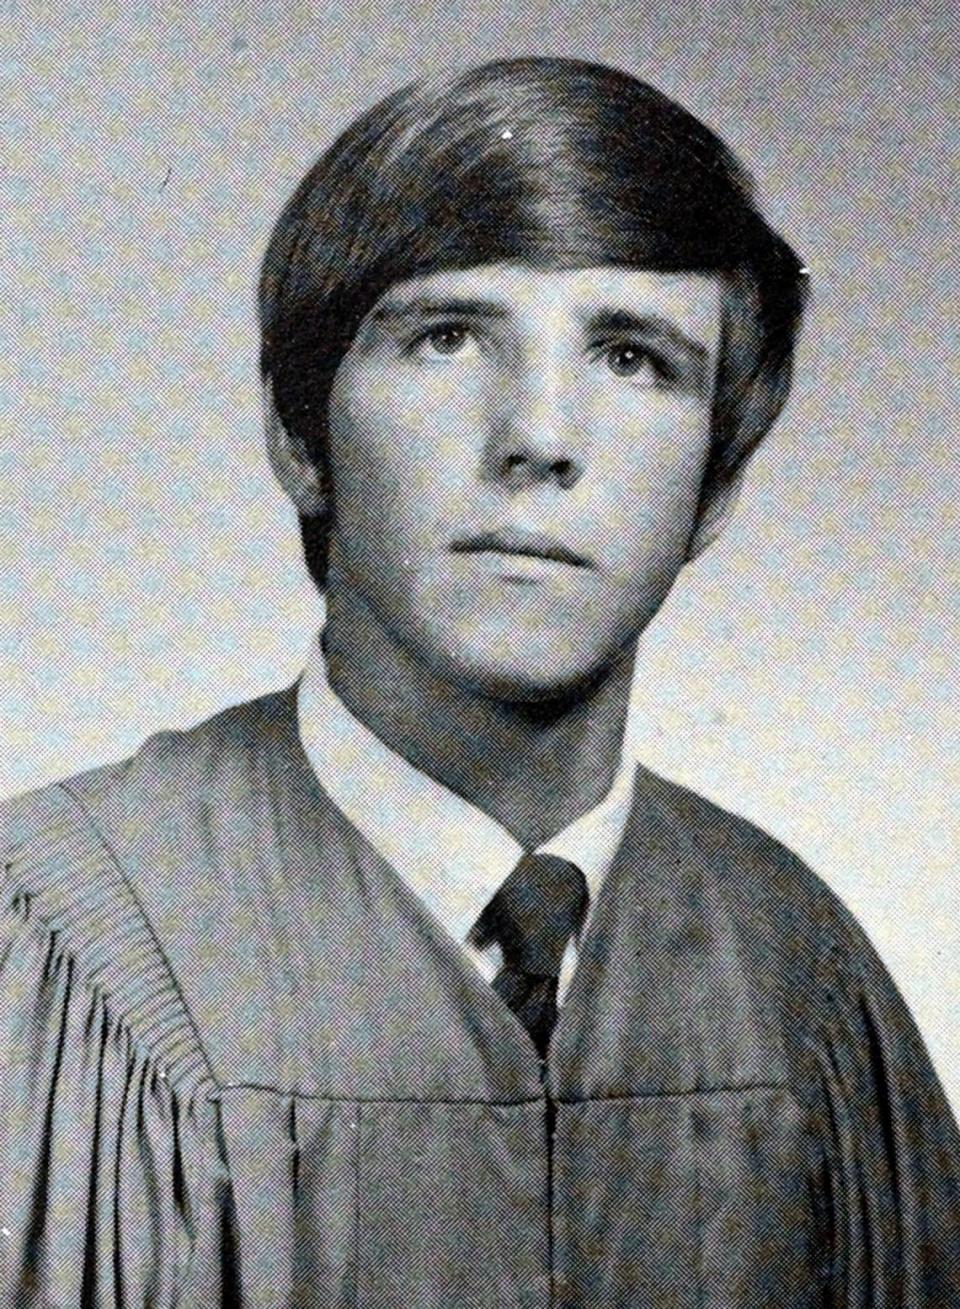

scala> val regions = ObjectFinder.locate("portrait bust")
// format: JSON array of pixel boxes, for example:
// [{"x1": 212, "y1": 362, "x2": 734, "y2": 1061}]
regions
[{"x1": 2, "y1": 44, "x2": 958, "y2": 1309}]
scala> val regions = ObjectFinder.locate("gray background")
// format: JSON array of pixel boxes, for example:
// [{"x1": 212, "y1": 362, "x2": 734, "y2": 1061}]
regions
[{"x1": 3, "y1": 1, "x2": 958, "y2": 1108}]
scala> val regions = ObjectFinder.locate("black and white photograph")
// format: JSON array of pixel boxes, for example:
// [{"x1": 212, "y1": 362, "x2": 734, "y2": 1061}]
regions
[{"x1": 2, "y1": 2, "x2": 959, "y2": 1304}]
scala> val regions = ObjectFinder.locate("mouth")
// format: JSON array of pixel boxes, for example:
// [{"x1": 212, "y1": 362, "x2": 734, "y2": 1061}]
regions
[{"x1": 450, "y1": 529, "x2": 592, "y2": 569}]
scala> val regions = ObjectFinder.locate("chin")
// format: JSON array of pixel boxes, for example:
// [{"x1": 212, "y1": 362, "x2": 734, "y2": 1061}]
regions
[{"x1": 417, "y1": 619, "x2": 621, "y2": 707}]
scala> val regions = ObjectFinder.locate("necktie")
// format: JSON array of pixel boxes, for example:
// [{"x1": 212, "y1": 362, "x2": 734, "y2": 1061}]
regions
[{"x1": 467, "y1": 853, "x2": 589, "y2": 1058}]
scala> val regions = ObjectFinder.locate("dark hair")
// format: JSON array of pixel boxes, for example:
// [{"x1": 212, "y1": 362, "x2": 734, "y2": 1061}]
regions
[{"x1": 258, "y1": 56, "x2": 808, "y2": 588}]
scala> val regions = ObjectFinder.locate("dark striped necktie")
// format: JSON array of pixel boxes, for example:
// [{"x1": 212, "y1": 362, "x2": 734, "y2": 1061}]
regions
[{"x1": 467, "y1": 853, "x2": 589, "y2": 1058}]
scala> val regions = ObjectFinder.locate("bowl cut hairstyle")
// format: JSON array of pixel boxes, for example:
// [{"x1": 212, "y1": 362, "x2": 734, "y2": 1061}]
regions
[{"x1": 258, "y1": 56, "x2": 809, "y2": 589}]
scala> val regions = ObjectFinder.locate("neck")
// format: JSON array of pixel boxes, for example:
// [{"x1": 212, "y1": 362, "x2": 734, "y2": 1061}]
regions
[{"x1": 322, "y1": 588, "x2": 636, "y2": 849}]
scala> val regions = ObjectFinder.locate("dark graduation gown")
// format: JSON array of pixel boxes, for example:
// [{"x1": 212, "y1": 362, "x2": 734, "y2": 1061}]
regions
[{"x1": 2, "y1": 687, "x2": 959, "y2": 1308}]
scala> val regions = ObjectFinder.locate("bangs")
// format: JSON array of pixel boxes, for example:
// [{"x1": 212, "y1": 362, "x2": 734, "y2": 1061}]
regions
[{"x1": 342, "y1": 63, "x2": 758, "y2": 289}]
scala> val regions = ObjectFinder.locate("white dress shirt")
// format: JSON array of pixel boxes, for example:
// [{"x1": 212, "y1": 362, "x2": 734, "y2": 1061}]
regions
[{"x1": 297, "y1": 636, "x2": 636, "y2": 1004}]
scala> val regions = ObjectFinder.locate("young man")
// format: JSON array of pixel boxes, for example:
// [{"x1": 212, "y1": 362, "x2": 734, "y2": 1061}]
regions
[{"x1": 3, "y1": 56, "x2": 959, "y2": 1308}]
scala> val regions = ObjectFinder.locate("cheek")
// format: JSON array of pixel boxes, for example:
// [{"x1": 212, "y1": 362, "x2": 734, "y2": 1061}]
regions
[
  {"x1": 593, "y1": 406, "x2": 712, "y2": 575},
  {"x1": 327, "y1": 381, "x2": 477, "y2": 558}
]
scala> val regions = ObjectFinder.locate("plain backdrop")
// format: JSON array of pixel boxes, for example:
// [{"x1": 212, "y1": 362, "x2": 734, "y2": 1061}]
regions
[{"x1": 2, "y1": 1, "x2": 959, "y2": 1109}]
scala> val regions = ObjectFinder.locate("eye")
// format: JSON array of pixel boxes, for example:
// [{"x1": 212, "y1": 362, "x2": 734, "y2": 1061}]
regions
[
  {"x1": 410, "y1": 322, "x2": 477, "y2": 358},
  {"x1": 598, "y1": 340, "x2": 673, "y2": 385}
]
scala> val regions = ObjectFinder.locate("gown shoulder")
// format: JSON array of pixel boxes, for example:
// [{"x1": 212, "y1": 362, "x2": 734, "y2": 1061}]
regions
[
  {"x1": 0, "y1": 694, "x2": 301, "y2": 1307},
  {"x1": 636, "y1": 762, "x2": 960, "y2": 1299}
]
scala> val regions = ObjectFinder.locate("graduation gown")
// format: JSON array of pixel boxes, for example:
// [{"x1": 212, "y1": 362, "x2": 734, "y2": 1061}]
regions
[{"x1": 2, "y1": 687, "x2": 959, "y2": 1308}]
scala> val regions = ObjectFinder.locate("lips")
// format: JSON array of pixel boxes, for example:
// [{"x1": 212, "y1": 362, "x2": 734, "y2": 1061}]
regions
[{"x1": 450, "y1": 528, "x2": 592, "y2": 568}]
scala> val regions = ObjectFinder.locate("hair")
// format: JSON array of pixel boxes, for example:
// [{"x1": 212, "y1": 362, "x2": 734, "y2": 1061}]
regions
[{"x1": 258, "y1": 56, "x2": 809, "y2": 589}]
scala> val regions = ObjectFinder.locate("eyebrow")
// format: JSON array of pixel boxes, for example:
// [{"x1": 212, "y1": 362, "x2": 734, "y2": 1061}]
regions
[
  {"x1": 367, "y1": 296, "x2": 713, "y2": 366},
  {"x1": 369, "y1": 296, "x2": 512, "y2": 323},
  {"x1": 580, "y1": 308, "x2": 712, "y2": 368}
]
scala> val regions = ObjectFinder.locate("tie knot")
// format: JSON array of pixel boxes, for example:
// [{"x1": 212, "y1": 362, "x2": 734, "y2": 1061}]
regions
[{"x1": 469, "y1": 853, "x2": 589, "y2": 976}]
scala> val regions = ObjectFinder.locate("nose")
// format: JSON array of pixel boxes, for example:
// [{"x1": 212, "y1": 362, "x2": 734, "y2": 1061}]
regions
[{"x1": 483, "y1": 360, "x2": 584, "y2": 492}]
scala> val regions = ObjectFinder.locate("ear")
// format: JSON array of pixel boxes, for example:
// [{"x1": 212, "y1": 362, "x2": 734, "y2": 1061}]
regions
[
  {"x1": 685, "y1": 467, "x2": 747, "y2": 560},
  {"x1": 262, "y1": 377, "x2": 329, "y2": 516},
  {"x1": 685, "y1": 317, "x2": 795, "y2": 561}
]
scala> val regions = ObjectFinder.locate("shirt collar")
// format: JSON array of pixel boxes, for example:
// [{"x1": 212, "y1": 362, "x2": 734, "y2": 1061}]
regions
[{"x1": 297, "y1": 634, "x2": 636, "y2": 946}]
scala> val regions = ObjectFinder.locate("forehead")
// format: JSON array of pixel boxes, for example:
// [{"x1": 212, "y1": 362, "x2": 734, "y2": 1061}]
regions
[{"x1": 366, "y1": 262, "x2": 722, "y2": 346}]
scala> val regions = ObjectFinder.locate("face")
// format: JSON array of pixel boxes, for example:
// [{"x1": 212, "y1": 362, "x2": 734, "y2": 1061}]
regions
[{"x1": 324, "y1": 262, "x2": 722, "y2": 702}]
